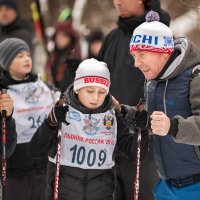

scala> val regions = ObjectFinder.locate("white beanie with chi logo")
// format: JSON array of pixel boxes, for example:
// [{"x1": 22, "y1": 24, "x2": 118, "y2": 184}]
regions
[
  {"x1": 74, "y1": 58, "x2": 110, "y2": 94},
  {"x1": 130, "y1": 10, "x2": 174, "y2": 54}
]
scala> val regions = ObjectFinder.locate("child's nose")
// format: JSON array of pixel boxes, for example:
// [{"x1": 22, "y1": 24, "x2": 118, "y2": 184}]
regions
[
  {"x1": 92, "y1": 93, "x2": 99, "y2": 100},
  {"x1": 24, "y1": 55, "x2": 30, "y2": 61}
]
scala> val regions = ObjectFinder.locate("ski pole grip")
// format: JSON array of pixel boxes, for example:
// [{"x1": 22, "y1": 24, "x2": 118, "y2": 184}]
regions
[
  {"x1": 1, "y1": 89, "x2": 7, "y2": 117},
  {"x1": 137, "y1": 98, "x2": 146, "y2": 112}
]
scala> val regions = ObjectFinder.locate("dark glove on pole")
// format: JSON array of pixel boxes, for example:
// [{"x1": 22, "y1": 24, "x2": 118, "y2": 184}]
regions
[
  {"x1": 46, "y1": 104, "x2": 69, "y2": 128},
  {"x1": 134, "y1": 98, "x2": 149, "y2": 132},
  {"x1": 134, "y1": 110, "x2": 149, "y2": 131}
]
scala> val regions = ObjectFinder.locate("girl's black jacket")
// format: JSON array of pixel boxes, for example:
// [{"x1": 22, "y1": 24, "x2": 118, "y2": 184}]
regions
[
  {"x1": 0, "y1": 72, "x2": 48, "y2": 177},
  {"x1": 29, "y1": 85, "x2": 149, "y2": 200}
]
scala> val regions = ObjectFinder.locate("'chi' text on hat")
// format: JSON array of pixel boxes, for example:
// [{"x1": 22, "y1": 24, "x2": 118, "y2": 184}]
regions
[{"x1": 130, "y1": 10, "x2": 174, "y2": 54}]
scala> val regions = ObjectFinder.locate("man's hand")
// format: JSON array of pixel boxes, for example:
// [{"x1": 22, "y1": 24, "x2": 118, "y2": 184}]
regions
[
  {"x1": 112, "y1": 96, "x2": 121, "y2": 111},
  {"x1": 0, "y1": 91, "x2": 13, "y2": 118},
  {"x1": 150, "y1": 111, "x2": 170, "y2": 136}
]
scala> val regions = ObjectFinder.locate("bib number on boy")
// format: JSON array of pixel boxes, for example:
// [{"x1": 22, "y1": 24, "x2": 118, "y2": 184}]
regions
[
  {"x1": 60, "y1": 106, "x2": 117, "y2": 169},
  {"x1": 8, "y1": 79, "x2": 54, "y2": 144},
  {"x1": 28, "y1": 114, "x2": 48, "y2": 129},
  {"x1": 70, "y1": 144, "x2": 107, "y2": 167}
]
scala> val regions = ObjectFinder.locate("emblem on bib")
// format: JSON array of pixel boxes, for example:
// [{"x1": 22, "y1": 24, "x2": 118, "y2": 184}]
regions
[
  {"x1": 83, "y1": 116, "x2": 100, "y2": 136},
  {"x1": 68, "y1": 110, "x2": 81, "y2": 122},
  {"x1": 103, "y1": 115, "x2": 114, "y2": 130}
]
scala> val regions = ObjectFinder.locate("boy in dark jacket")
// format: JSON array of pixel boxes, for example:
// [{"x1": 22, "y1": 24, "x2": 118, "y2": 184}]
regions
[
  {"x1": 0, "y1": 38, "x2": 55, "y2": 200},
  {"x1": 30, "y1": 58, "x2": 149, "y2": 200}
]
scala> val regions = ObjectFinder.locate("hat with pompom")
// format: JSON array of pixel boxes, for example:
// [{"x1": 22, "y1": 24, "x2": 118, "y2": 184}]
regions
[
  {"x1": 130, "y1": 10, "x2": 174, "y2": 54},
  {"x1": 74, "y1": 58, "x2": 110, "y2": 94}
]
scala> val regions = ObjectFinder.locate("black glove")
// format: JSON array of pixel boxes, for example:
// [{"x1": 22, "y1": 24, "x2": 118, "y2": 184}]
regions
[
  {"x1": 46, "y1": 104, "x2": 69, "y2": 127},
  {"x1": 134, "y1": 110, "x2": 149, "y2": 130}
]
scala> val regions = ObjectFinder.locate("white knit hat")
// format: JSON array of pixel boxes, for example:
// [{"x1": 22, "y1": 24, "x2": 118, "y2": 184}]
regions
[
  {"x1": 74, "y1": 58, "x2": 110, "y2": 93},
  {"x1": 130, "y1": 11, "x2": 174, "y2": 54}
]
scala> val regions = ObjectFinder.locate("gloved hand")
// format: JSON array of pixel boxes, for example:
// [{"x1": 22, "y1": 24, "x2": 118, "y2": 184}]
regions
[
  {"x1": 46, "y1": 104, "x2": 69, "y2": 127},
  {"x1": 134, "y1": 110, "x2": 149, "y2": 130},
  {"x1": 0, "y1": 90, "x2": 13, "y2": 119}
]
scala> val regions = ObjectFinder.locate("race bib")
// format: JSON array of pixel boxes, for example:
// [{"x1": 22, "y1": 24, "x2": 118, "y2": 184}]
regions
[
  {"x1": 60, "y1": 106, "x2": 117, "y2": 169},
  {"x1": 8, "y1": 79, "x2": 54, "y2": 144}
]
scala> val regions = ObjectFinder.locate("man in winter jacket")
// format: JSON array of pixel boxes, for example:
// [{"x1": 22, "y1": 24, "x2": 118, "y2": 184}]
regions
[
  {"x1": 98, "y1": 0, "x2": 170, "y2": 199},
  {"x1": 130, "y1": 10, "x2": 200, "y2": 200}
]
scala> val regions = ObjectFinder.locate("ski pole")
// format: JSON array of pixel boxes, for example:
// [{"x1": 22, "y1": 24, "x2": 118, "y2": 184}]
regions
[
  {"x1": 54, "y1": 130, "x2": 61, "y2": 200},
  {"x1": 53, "y1": 95, "x2": 70, "y2": 200},
  {"x1": 1, "y1": 89, "x2": 7, "y2": 200},
  {"x1": 134, "y1": 98, "x2": 146, "y2": 200}
]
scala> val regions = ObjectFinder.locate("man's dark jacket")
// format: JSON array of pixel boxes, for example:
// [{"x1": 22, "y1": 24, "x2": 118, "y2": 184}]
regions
[{"x1": 98, "y1": 1, "x2": 171, "y2": 200}]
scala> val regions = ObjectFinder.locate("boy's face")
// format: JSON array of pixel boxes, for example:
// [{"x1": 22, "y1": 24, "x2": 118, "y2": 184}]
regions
[
  {"x1": 75, "y1": 86, "x2": 107, "y2": 109},
  {"x1": 9, "y1": 51, "x2": 32, "y2": 79}
]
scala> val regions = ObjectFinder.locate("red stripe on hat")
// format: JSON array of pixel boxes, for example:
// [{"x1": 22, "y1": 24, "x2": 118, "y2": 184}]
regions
[
  {"x1": 130, "y1": 44, "x2": 174, "y2": 54},
  {"x1": 74, "y1": 76, "x2": 110, "y2": 87}
]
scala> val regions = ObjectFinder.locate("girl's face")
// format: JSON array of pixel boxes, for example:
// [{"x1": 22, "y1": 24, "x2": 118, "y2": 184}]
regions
[
  {"x1": 55, "y1": 31, "x2": 72, "y2": 50},
  {"x1": 75, "y1": 86, "x2": 107, "y2": 109},
  {"x1": 9, "y1": 51, "x2": 32, "y2": 80}
]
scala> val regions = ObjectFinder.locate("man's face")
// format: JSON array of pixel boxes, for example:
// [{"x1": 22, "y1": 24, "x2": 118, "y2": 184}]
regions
[
  {"x1": 113, "y1": 0, "x2": 145, "y2": 18},
  {"x1": 131, "y1": 51, "x2": 170, "y2": 80},
  {"x1": 0, "y1": 5, "x2": 17, "y2": 26}
]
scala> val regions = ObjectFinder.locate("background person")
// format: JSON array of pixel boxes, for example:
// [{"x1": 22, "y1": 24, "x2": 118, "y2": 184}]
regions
[
  {"x1": 86, "y1": 29, "x2": 104, "y2": 59},
  {"x1": 0, "y1": 0, "x2": 34, "y2": 51},
  {"x1": 45, "y1": 20, "x2": 81, "y2": 90}
]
